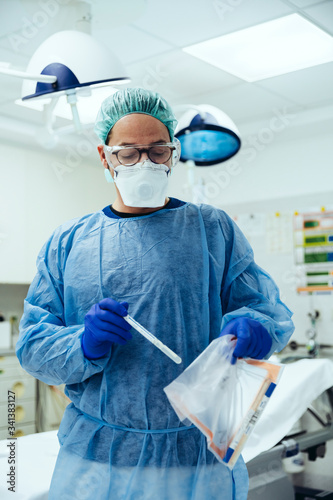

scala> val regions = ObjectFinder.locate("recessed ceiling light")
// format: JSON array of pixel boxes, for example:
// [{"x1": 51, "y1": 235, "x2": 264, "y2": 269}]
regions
[{"x1": 183, "y1": 14, "x2": 333, "y2": 82}]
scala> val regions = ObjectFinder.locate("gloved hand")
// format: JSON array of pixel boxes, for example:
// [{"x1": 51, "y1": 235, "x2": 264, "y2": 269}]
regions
[
  {"x1": 81, "y1": 298, "x2": 132, "y2": 359},
  {"x1": 219, "y1": 317, "x2": 272, "y2": 364}
]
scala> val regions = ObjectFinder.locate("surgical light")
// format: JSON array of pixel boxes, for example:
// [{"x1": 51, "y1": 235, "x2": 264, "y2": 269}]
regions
[
  {"x1": 20, "y1": 30, "x2": 129, "y2": 101},
  {"x1": 0, "y1": 30, "x2": 130, "y2": 133},
  {"x1": 183, "y1": 14, "x2": 333, "y2": 82},
  {"x1": 175, "y1": 105, "x2": 241, "y2": 166}
]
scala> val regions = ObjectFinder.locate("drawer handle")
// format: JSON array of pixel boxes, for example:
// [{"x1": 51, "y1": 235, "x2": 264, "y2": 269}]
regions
[
  {"x1": 14, "y1": 429, "x2": 25, "y2": 438},
  {"x1": 12, "y1": 382, "x2": 25, "y2": 398},
  {"x1": 15, "y1": 406, "x2": 25, "y2": 422}
]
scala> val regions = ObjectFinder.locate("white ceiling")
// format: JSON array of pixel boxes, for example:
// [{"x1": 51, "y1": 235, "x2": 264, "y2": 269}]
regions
[{"x1": 0, "y1": 0, "x2": 332, "y2": 146}]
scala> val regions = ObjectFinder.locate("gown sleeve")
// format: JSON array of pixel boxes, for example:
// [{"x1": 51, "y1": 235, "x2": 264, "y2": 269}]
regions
[
  {"x1": 16, "y1": 220, "x2": 110, "y2": 385},
  {"x1": 219, "y1": 211, "x2": 295, "y2": 357}
]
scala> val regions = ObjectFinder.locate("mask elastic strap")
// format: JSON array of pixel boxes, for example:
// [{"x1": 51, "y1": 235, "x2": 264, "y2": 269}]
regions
[{"x1": 104, "y1": 168, "x2": 114, "y2": 183}]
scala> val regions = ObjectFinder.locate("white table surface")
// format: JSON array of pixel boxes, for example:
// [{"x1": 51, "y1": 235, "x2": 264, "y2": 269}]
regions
[{"x1": 0, "y1": 430, "x2": 59, "y2": 500}]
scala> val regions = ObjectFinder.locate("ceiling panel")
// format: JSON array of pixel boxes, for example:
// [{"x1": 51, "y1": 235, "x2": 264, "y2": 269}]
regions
[
  {"x1": 0, "y1": 0, "x2": 26, "y2": 37},
  {"x1": 90, "y1": 0, "x2": 147, "y2": 28},
  {"x1": 286, "y1": 0, "x2": 329, "y2": 8},
  {"x1": 0, "y1": 0, "x2": 88, "y2": 62},
  {"x1": 304, "y1": 1, "x2": 333, "y2": 33},
  {"x1": 92, "y1": 25, "x2": 175, "y2": 66},
  {"x1": 239, "y1": 103, "x2": 333, "y2": 140},
  {"x1": 256, "y1": 62, "x2": 333, "y2": 107},
  {"x1": 127, "y1": 50, "x2": 242, "y2": 102},
  {"x1": 131, "y1": 0, "x2": 292, "y2": 47},
  {"x1": 177, "y1": 82, "x2": 301, "y2": 124}
]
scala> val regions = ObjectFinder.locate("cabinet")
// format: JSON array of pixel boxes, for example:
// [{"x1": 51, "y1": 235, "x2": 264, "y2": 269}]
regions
[{"x1": 0, "y1": 353, "x2": 37, "y2": 439}]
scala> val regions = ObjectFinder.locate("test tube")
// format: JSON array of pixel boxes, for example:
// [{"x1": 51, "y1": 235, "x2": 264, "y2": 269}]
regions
[{"x1": 124, "y1": 314, "x2": 182, "y2": 365}]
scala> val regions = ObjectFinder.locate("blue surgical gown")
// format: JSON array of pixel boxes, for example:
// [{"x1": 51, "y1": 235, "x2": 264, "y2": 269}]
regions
[{"x1": 16, "y1": 201, "x2": 294, "y2": 500}]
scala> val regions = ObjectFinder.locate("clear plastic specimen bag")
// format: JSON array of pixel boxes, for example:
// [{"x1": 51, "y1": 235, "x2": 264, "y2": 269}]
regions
[{"x1": 164, "y1": 334, "x2": 284, "y2": 470}]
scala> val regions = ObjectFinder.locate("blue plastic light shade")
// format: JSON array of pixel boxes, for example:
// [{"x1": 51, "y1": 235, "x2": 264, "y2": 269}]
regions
[
  {"x1": 175, "y1": 112, "x2": 241, "y2": 166},
  {"x1": 177, "y1": 129, "x2": 240, "y2": 166},
  {"x1": 22, "y1": 63, "x2": 128, "y2": 101}
]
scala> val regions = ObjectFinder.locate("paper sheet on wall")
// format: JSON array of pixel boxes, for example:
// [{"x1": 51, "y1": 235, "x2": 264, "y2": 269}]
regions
[
  {"x1": 266, "y1": 213, "x2": 293, "y2": 255},
  {"x1": 233, "y1": 214, "x2": 266, "y2": 241}
]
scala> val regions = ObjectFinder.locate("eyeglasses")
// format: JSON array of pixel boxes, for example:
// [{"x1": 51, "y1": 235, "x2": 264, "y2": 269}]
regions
[{"x1": 104, "y1": 143, "x2": 177, "y2": 167}]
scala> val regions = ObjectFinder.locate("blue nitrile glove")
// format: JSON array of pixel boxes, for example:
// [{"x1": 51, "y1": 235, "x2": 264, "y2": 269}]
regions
[
  {"x1": 81, "y1": 298, "x2": 132, "y2": 360},
  {"x1": 219, "y1": 317, "x2": 272, "y2": 364}
]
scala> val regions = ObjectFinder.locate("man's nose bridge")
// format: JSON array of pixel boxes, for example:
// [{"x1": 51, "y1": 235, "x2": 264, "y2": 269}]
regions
[{"x1": 139, "y1": 150, "x2": 149, "y2": 161}]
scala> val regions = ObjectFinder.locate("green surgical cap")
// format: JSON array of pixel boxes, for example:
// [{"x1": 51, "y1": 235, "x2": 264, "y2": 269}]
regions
[{"x1": 94, "y1": 87, "x2": 178, "y2": 144}]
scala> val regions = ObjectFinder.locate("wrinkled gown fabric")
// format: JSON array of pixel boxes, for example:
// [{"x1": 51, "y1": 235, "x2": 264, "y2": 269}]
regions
[{"x1": 16, "y1": 201, "x2": 294, "y2": 500}]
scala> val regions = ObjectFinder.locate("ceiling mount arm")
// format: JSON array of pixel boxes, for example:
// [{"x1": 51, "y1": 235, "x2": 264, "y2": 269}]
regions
[{"x1": 0, "y1": 66, "x2": 57, "y2": 83}]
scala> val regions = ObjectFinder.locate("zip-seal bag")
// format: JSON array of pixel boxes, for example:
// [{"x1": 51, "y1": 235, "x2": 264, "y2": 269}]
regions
[{"x1": 164, "y1": 334, "x2": 284, "y2": 470}]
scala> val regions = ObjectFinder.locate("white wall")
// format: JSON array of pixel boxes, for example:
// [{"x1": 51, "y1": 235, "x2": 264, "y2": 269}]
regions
[{"x1": 0, "y1": 139, "x2": 116, "y2": 283}]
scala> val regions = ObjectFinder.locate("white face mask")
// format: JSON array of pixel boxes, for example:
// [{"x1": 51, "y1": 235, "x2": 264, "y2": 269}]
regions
[{"x1": 113, "y1": 160, "x2": 170, "y2": 208}]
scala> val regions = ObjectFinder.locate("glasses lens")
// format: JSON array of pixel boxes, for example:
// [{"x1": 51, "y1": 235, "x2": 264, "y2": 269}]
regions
[
  {"x1": 149, "y1": 146, "x2": 172, "y2": 164},
  {"x1": 117, "y1": 148, "x2": 140, "y2": 165}
]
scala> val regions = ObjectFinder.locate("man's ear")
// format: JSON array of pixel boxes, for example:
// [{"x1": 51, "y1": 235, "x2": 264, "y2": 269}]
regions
[{"x1": 97, "y1": 145, "x2": 108, "y2": 169}]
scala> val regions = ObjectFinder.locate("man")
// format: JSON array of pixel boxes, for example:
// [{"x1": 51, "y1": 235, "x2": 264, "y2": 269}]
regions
[{"x1": 16, "y1": 87, "x2": 294, "y2": 499}]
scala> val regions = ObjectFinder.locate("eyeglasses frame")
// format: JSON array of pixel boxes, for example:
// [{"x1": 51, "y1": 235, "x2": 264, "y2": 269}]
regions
[
  {"x1": 104, "y1": 140, "x2": 181, "y2": 168},
  {"x1": 104, "y1": 142, "x2": 179, "y2": 167}
]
